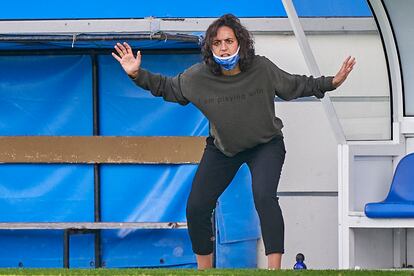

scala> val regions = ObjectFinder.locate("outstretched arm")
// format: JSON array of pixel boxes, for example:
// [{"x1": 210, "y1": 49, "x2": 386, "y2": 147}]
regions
[
  {"x1": 268, "y1": 56, "x2": 356, "y2": 101},
  {"x1": 332, "y1": 56, "x2": 356, "y2": 88},
  {"x1": 111, "y1": 42, "x2": 189, "y2": 105},
  {"x1": 112, "y1": 42, "x2": 141, "y2": 79}
]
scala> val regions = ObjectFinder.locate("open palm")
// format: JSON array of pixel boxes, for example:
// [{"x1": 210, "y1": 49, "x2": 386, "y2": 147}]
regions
[
  {"x1": 112, "y1": 42, "x2": 141, "y2": 78},
  {"x1": 332, "y1": 56, "x2": 356, "y2": 88}
]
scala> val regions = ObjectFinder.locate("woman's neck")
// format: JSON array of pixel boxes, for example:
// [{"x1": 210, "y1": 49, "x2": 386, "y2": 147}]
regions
[{"x1": 222, "y1": 64, "x2": 241, "y2": 76}]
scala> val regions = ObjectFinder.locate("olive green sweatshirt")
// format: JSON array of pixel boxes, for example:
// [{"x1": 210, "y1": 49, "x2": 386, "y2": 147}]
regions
[{"x1": 132, "y1": 55, "x2": 335, "y2": 157}]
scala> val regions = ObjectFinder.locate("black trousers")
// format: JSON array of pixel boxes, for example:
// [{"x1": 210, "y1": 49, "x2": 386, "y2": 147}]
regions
[{"x1": 186, "y1": 136, "x2": 286, "y2": 256}]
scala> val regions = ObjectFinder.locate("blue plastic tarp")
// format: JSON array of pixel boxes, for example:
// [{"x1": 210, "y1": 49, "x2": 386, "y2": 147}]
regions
[
  {"x1": 0, "y1": 50, "x2": 260, "y2": 268},
  {"x1": 216, "y1": 165, "x2": 261, "y2": 244},
  {"x1": 0, "y1": 164, "x2": 94, "y2": 222},
  {"x1": 0, "y1": 39, "x2": 202, "y2": 51},
  {"x1": 98, "y1": 53, "x2": 208, "y2": 136},
  {"x1": 0, "y1": 55, "x2": 96, "y2": 267},
  {"x1": 0, "y1": 55, "x2": 92, "y2": 135}
]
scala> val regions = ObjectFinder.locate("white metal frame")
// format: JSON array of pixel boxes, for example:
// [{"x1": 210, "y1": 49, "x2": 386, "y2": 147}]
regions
[
  {"x1": 281, "y1": 0, "x2": 411, "y2": 269},
  {"x1": 368, "y1": 0, "x2": 404, "y2": 125},
  {"x1": 281, "y1": 0, "x2": 346, "y2": 144},
  {"x1": 337, "y1": 0, "x2": 412, "y2": 268},
  {"x1": 0, "y1": 18, "x2": 376, "y2": 34},
  {"x1": 337, "y1": 134, "x2": 406, "y2": 268}
]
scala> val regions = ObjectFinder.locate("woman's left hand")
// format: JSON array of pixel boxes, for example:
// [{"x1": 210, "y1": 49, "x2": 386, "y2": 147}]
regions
[{"x1": 332, "y1": 56, "x2": 356, "y2": 88}]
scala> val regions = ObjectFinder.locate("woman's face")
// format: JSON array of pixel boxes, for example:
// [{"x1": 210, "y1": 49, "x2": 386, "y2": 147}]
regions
[{"x1": 211, "y1": 26, "x2": 239, "y2": 57}]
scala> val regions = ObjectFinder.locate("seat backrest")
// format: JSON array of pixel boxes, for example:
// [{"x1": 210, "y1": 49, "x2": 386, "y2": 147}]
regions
[{"x1": 385, "y1": 152, "x2": 414, "y2": 202}]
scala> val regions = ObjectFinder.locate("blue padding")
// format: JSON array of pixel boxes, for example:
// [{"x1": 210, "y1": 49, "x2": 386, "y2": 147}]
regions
[
  {"x1": 99, "y1": 52, "x2": 206, "y2": 267},
  {"x1": 0, "y1": 230, "x2": 62, "y2": 268},
  {"x1": 101, "y1": 165, "x2": 196, "y2": 222},
  {"x1": 215, "y1": 239, "x2": 258, "y2": 268},
  {"x1": 216, "y1": 164, "x2": 261, "y2": 243},
  {"x1": 0, "y1": 0, "x2": 286, "y2": 19},
  {"x1": 293, "y1": 0, "x2": 372, "y2": 17},
  {"x1": 0, "y1": 230, "x2": 94, "y2": 268},
  {"x1": 0, "y1": 54, "x2": 94, "y2": 267},
  {"x1": 0, "y1": 0, "x2": 373, "y2": 19},
  {"x1": 0, "y1": 164, "x2": 95, "y2": 268},
  {"x1": 100, "y1": 164, "x2": 197, "y2": 267},
  {"x1": 98, "y1": 54, "x2": 208, "y2": 136},
  {"x1": 214, "y1": 165, "x2": 261, "y2": 267},
  {"x1": 102, "y1": 229, "x2": 195, "y2": 268},
  {"x1": 0, "y1": 55, "x2": 92, "y2": 135},
  {"x1": 0, "y1": 164, "x2": 94, "y2": 222},
  {"x1": 69, "y1": 234, "x2": 95, "y2": 268},
  {"x1": 365, "y1": 153, "x2": 414, "y2": 218}
]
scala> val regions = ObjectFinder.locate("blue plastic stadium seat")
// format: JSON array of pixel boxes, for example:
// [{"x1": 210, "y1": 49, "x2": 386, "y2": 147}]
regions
[{"x1": 365, "y1": 153, "x2": 414, "y2": 218}]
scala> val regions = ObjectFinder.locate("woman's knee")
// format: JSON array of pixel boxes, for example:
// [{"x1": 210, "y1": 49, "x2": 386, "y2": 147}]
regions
[
  {"x1": 186, "y1": 197, "x2": 213, "y2": 220},
  {"x1": 254, "y1": 194, "x2": 281, "y2": 213}
]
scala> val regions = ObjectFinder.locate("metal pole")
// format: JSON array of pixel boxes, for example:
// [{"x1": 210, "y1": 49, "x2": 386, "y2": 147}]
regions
[
  {"x1": 92, "y1": 53, "x2": 100, "y2": 138},
  {"x1": 281, "y1": 0, "x2": 347, "y2": 144},
  {"x1": 94, "y1": 230, "x2": 102, "y2": 268},
  {"x1": 63, "y1": 229, "x2": 70, "y2": 268},
  {"x1": 92, "y1": 53, "x2": 102, "y2": 268}
]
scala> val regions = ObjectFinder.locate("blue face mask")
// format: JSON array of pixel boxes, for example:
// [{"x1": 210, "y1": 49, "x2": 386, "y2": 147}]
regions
[{"x1": 212, "y1": 47, "x2": 240, "y2": 71}]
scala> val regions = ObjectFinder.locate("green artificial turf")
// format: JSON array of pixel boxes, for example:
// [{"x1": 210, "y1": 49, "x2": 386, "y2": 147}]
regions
[{"x1": 0, "y1": 269, "x2": 412, "y2": 276}]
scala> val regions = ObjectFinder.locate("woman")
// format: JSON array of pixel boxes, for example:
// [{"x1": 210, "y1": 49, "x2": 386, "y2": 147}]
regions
[{"x1": 112, "y1": 14, "x2": 355, "y2": 269}]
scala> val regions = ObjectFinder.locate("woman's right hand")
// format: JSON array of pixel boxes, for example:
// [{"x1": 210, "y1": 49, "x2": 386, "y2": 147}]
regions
[{"x1": 112, "y1": 42, "x2": 141, "y2": 79}]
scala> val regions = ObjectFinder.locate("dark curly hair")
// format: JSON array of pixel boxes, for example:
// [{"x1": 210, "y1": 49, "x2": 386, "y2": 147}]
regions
[{"x1": 201, "y1": 14, "x2": 255, "y2": 75}]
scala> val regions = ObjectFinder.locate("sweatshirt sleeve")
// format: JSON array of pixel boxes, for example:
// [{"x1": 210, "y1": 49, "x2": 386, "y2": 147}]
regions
[
  {"x1": 130, "y1": 68, "x2": 190, "y2": 105},
  {"x1": 263, "y1": 57, "x2": 336, "y2": 101}
]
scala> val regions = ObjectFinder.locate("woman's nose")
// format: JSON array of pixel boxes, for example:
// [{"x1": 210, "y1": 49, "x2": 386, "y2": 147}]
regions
[{"x1": 220, "y1": 43, "x2": 228, "y2": 51}]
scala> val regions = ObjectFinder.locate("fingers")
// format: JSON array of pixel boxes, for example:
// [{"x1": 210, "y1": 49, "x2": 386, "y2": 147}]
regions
[
  {"x1": 117, "y1": 42, "x2": 127, "y2": 53},
  {"x1": 349, "y1": 57, "x2": 356, "y2": 69},
  {"x1": 111, "y1": 52, "x2": 122, "y2": 62},
  {"x1": 114, "y1": 42, "x2": 129, "y2": 59},
  {"x1": 345, "y1": 57, "x2": 356, "y2": 74},
  {"x1": 346, "y1": 57, "x2": 356, "y2": 68},
  {"x1": 123, "y1": 42, "x2": 133, "y2": 54},
  {"x1": 333, "y1": 56, "x2": 357, "y2": 88},
  {"x1": 347, "y1": 62, "x2": 355, "y2": 73},
  {"x1": 339, "y1": 56, "x2": 356, "y2": 75},
  {"x1": 340, "y1": 56, "x2": 351, "y2": 71},
  {"x1": 112, "y1": 42, "x2": 137, "y2": 63},
  {"x1": 343, "y1": 55, "x2": 351, "y2": 65},
  {"x1": 346, "y1": 57, "x2": 356, "y2": 67}
]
